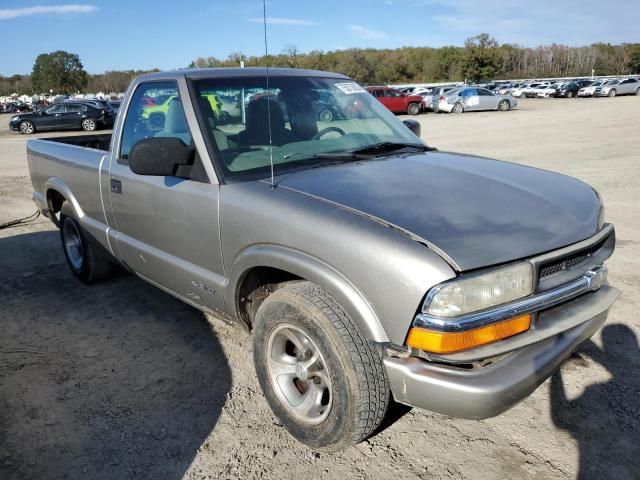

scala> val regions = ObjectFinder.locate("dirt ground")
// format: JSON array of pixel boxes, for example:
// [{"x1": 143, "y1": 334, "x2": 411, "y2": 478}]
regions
[{"x1": 1, "y1": 97, "x2": 639, "y2": 480}]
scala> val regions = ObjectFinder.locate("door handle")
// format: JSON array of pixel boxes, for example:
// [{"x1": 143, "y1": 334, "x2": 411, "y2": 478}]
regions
[{"x1": 110, "y1": 179, "x2": 122, "y2": 194}]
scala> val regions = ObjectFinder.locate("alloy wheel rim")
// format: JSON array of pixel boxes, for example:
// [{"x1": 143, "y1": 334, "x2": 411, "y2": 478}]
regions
[
  {"x1": 266, "y1": 323, "x2": 332, "y2": 424},
  {"x1": 21, "y1": 122, "x2": 33, "y2": 133},
  {"x1": 83, "y1": 119, "x2": 95, "y2": 130},
  {"x1": 62, "y1": 220, "x2": 84, "y2": 270}
]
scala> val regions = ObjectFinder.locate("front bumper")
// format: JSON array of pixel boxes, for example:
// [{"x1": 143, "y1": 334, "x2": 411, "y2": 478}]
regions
[
  {"x1": 384, "y1": 285, "x2": 619, "y2": 419},
  {"x1": 9, "y1": 120, "x2": 20, "y2": 131}
]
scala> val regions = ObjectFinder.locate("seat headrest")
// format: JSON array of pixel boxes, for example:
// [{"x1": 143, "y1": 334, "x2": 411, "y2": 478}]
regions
[
  {"x1": 246, "y1": 98, "x2": 286, "y2": 131},
  {"x1": 164, "y1": 98, "x2": 188, "y2": 134}
]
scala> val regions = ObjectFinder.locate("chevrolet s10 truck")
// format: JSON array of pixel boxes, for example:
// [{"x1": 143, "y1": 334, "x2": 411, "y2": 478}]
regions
[{"x1": 27, "y1": 68, "x2": 619, "y2": 451}]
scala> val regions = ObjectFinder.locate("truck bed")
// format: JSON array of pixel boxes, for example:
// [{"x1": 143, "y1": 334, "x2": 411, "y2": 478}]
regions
[
  {"x1": 43, "y1": 133, "x2": 112, "y2": 152},
  {"x1": 27, "y1": 134, "x2": 112, "y2": 250}
]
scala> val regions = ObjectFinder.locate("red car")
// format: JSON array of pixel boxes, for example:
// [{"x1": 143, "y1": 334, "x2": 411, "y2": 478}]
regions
[{"x1": 366, "y1": 86, "x2": 423, "y2": 115}]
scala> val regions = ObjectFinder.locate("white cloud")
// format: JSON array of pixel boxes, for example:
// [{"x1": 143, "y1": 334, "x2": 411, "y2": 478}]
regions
[
  {"x1": 0, "y1": 4, "x2": 97, "y2": 20},
  {"x1": 246, "y1": 16, "x2": 317, "y2": 26},
  {"x1": 349, "y1": 24, "x2": 388, "y2": 40}
]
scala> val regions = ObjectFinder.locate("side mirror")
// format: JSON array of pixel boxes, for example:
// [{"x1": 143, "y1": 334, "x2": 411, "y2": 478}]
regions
[
  {"x1": 402, "y1": 119, "x2": 421, "y2": 137},
  {"x1": 129, "y1": 137, "x2": 194, "y2": 177}
]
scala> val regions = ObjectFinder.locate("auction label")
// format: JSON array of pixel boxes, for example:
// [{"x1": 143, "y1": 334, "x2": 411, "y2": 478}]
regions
[{"x1": 334, "y1": 82, "x2": 367, "y2": 94}]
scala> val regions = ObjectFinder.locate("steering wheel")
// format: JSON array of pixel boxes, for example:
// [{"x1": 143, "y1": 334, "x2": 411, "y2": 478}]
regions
[{"x1": 313, "y1": 126, "x2": 346, "y2": 140}]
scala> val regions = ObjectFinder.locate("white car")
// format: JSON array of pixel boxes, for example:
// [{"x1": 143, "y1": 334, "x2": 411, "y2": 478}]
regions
[
  {"x1": 536, "y1": 83, "x2": 564, "y2": 98},
  {"x1": 578, "y1": 81, "x2": 606, "y2": 97},
  {"x1": 595, "y1": 78, "x2": 640, "y2": 97}
]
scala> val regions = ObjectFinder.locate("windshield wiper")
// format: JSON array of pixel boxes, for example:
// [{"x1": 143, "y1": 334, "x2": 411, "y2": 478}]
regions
[
  {"x1": 349, "y1": 141, "x2": 434, "y2": 155},
  {"x1": 282, "y1": 142, "x2": 434, "y2": 163}
]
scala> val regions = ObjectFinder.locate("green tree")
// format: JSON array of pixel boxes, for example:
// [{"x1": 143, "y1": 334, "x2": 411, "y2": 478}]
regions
[
  {"x1": 626, "y1": 45, "x2": 640, "y2": 74},
  {"x1": 461, "y1": 33, "x2": 503, "y2": 83},
  {"x1": 31, "y1": 51, "x2": 88, "y2": 94}
]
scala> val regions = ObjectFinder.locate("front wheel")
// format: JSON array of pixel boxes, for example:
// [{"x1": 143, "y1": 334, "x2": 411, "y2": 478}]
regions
[
  {"x1": 608, "y1": 89, "x2": 617, "y2": 97},
  {"x1": 567, "y1": 91, "x2": 574, "y2": 98},
  {"x1": 318, "y1": 108, "x2": 334, "y2": 122},
  {"x1": 19, "y1": 120, "x2": 35, "y2": 134},
  {"x1": 635, "y1": 88, "x2": 640, "y2": 96},
  {"x1": 407, "y1": 102, "x2": 420, "y2": 115},
  {"x1": 253, "y1": 282, "x2": 390, "y2": 451},
  {"x1": 81, "y1": 118, "x2": 97, "y2": 131},
  {"x1": 498, "y1": 100, "x2": 510, "y2": 111}
]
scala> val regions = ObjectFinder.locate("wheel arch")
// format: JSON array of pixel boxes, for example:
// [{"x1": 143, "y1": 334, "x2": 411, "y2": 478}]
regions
[
  {"x1": 225, "y1": 245, "x2": 389, "y2": 343},
  {"x1": 44, "y1": 178, "x2": 84, "y2": 227}
]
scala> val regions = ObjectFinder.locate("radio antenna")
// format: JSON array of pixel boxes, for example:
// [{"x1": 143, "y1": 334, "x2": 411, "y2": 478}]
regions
[{"x1": 262, "y1": 0, "x2": 275, "y2": 188}]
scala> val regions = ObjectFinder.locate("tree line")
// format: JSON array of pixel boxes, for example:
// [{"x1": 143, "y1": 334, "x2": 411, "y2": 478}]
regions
[
  {"x1": 2, "y1": 35, "x2": 639, "y2": 96},
  {"x1": 190, "y1": 34, "x2": 640, "y2": 85}
]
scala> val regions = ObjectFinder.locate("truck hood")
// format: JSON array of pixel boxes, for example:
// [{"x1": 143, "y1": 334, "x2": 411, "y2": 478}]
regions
[{"x1": 276, "y1": 151, "x2": 601, "y2": 271}]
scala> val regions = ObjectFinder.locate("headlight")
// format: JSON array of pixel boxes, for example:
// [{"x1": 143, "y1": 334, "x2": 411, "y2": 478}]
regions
[
  {"x1": 11, "y1": 115, "x2": 20, "y2": 121},
  {"x1": 423, "y1": 263, "x2": 533, "y2": 317}
]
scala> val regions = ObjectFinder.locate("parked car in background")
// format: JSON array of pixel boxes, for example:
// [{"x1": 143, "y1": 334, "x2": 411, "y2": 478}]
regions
[
  {"x1": 424, "y1": 86, "x2": 458, "y2": 111},
  {"x1": 578, "y1": 80, "x2": 607, "y2": 97},
  {"x1": 536, "y1": 84, "x2": 561, "y2": 98},
  {"x1": 435, "y1": 87, "x2": 517, "y2": 113},
  {"x1": 553, "y1": 82, "x2": 581, "y2": 98},
  {"x1": 366, "y1": 86, "x2": 423, "y2": 115},
  {"x1": 109, "y1": 101, "x2": 122, "y2": 113},
  {"x1": 595, "y1": 78, "x2": 640, "y2": 97},
  {"x1": 9, "y1": 102, "x2": 114, "y2": 134}
]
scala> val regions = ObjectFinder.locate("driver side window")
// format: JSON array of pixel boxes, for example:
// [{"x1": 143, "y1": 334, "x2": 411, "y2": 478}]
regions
[
  {"x1": 119, "y1": 81, "x2": 192, "y2": 163},
  {"x1": 46, "y1": 104, "x2": 65, "y2": 114}
]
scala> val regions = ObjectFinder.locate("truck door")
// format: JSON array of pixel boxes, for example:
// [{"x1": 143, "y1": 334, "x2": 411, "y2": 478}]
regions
[{"x1": 107, "y1": 80, "x2": 227, "y2": 315}]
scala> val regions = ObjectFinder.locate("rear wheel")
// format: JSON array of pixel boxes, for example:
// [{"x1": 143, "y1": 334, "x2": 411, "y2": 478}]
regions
[
  {"x1": 19, "y1": 120, "x2": 35, "y2": 134},
  {"x1": 407, "y1": 103, "x2": 420, "y2": 115},
  {"x1": 498, "y1": 100, "x2": 510, "y2": 111},
  {"x1": 60, "y1": 212, "x2": 115, "y2": 284},
  {"x1": 451, "y1": 103, "x2": 464, "y2": 114},
  {"x1": 252, "y1": 282, "x2": 389, "y2": 451},
  {"x1": 81, "y1": 118, "x2": 96, "y2": 131}
]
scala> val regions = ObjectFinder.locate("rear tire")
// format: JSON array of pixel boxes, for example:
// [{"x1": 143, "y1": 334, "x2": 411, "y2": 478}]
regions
[
  {"x1": 252, "y1": 281, "x2": 390, "y2": 452},
  {"x1": 451, "y1": 103, "x2": 463, "y2": 114},
  {"x1": 19, "y1": 120, "x2": 35, "y2": 134},
  {"x1": 407, "y1": 103, "x2": 420, "y2": 115},
  {"x1": 60, "y1": 212, "x2": 115, "y2": 284}
]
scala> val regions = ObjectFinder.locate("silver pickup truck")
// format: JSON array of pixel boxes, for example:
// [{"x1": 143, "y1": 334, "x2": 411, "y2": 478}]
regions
[{"x1": 27, "y1": 68, "x2": 619, "y2": 451}]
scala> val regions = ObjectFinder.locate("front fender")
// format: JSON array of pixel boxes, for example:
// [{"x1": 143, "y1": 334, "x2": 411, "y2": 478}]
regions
[{"x1": 224, "y1": 244, "x2": 389, "y2": 343}]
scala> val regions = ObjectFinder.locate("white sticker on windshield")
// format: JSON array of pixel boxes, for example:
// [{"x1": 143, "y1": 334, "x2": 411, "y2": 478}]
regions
[{"x1": 334, "y1": 82, "x2": 366, "y2": 94}]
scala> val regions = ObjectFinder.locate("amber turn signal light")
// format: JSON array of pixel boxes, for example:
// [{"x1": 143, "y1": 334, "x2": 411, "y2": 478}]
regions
[{"x1": 406, "y1": 314, "x2": 532, "y2": 354}]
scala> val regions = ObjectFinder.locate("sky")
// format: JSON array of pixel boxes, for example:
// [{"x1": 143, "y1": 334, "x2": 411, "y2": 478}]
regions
[{"x1": 0, "y1": 0, "x2": 638, "y2": 75}]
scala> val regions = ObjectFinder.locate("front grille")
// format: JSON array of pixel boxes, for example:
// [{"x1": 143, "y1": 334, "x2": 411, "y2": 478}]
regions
[{"x1": 539, "y1": 237, "x2": 608, "y2": 279}]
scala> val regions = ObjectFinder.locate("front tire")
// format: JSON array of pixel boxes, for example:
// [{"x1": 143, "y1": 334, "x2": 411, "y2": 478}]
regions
[
  {"x1": 318, "y1": 108, "x2": 334, "y2": 122},
  {"x1": 407, "y1": 102, "x2": 420, "y2": 115},
  {"x1": 81, "y1": 118, "x2": 97, "y2": 131},
  {"x1": 253, "y1": 282, "x2": 390, "y2": 451},
  {"x1": 608, "y1": 89, "x2": 617, "y2": 97},
  {"x1": 498, "y1": 100, "x2": 510, "y2": 111},
  {"x1": 567, "y1": 91, "x2": 574, "y2": 98},
  {"x1": 60, "y1": 213, "x2": 115, "y2": 284},
  {"x1": 19, "y1": 120, "x2": 35, "y2": 134}
]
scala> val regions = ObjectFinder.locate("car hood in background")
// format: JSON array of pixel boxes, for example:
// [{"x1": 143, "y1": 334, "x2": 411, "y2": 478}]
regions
[{"x1": 276, "y1": 152, "x2": 601, "y2": 271}]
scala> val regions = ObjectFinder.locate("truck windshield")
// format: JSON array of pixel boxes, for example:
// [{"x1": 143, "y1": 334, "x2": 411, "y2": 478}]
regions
[{"x1": 192, "y1": 76, "x2": 424, "y2": 181}]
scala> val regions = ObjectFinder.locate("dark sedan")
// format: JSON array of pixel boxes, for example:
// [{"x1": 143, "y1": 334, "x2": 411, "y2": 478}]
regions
[
  {"x1": 9, "y1": 102, "x2": 115, "y2": 134},
  {"x1": 554, "y1": 80, "x2": 593, "y2": 98}
]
